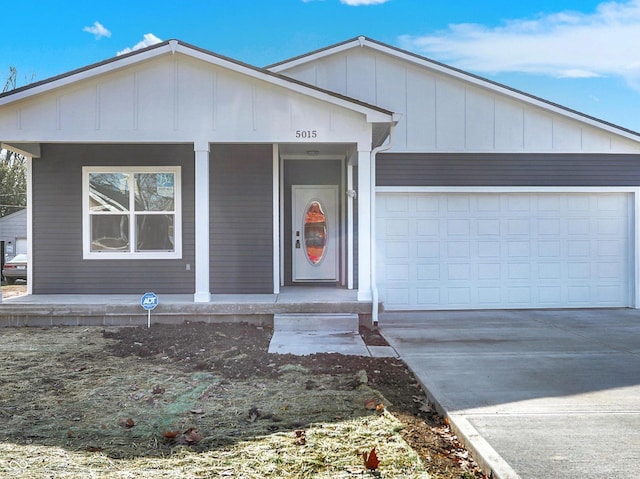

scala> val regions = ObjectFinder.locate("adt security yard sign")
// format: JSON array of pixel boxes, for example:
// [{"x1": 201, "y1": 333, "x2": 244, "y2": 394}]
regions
[{"x1": 141, "y1": 292, "x2": 159, "y2": 328}]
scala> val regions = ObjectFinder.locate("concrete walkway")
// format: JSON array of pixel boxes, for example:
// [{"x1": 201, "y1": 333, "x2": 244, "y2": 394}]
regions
[{"x1": 379, "y1": 309, "x2": 640, "y2": 479}]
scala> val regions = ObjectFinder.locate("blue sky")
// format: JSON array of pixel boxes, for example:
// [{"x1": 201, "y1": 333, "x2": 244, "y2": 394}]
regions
[{"x1": 3, "y1": 0, "x2": 640, "y2": 132}]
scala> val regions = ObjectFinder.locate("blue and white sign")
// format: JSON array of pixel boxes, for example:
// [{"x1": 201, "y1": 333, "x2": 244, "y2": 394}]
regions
[
  {"x1": 157, "y1": 173, "x2": 175, "y2": 198},
  {"x1": 141, "y1": 292, "x2": 159, "y2": 310}
]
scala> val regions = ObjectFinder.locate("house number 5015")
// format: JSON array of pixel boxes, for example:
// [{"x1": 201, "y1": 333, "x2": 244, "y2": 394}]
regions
[{"x1": 295, "y1": 130, "x2": 318, "y2": 138}]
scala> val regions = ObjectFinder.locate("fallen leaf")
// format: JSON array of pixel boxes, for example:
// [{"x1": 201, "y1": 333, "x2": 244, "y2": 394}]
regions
[
  {"x1": 375, "y1": 403, "x2": 385, "y2": 412},
  {"x1": 183, "y1": 427, "x2": 201, "y2": 444},
  {"x1": 364, "y1": 398, "x2": 378, "y2": 410},
  {"x1": 162, "y1": 430, "x2": 180, "y2": 439},
  {"x1": 419, "y1": 402, "x2": 435, "y2": 414},
  {"x1": 152, "y1": 385, "x2": 165, "y2": 395},
  {"x1": 363, "y1": 447, "x2": 379, "y2": 471},
  {"x1": 294, "y1": 429, "x2": 306, "y2": 445},
  {"x1": 120, "y1": 418, "x2": 135, "y2": 428}
]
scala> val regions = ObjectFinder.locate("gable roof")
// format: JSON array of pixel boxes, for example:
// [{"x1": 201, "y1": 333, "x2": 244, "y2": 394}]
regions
[
  {"x1": 0, "y1": 39, "x2": 396, "y2": 125},
  {"x1": 268, "y1": 36, "x2": 640, "y2": 141}
]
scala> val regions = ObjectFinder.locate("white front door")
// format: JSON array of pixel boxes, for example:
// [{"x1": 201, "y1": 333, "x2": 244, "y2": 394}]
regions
[{"x1": 292, "y1": 185, "x2": 339, "y2": 282}]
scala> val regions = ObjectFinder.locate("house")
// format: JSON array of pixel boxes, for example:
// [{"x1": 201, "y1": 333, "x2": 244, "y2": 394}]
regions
[
  {"x1": 0, "y1": 208, "x2": 27, "y2": 263},
  {"x1": 0, "y1": 36, "x2": 639, "y2": 320}
]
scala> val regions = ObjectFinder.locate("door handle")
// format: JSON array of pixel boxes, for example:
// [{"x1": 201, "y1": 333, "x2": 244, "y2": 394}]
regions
[{"x1": 295, "y1": 231, "x2": 301, "y2": 248}]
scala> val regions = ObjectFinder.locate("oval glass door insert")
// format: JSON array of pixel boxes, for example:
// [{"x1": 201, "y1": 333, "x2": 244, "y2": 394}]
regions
[{"x1": 304, "y1": 200, "x2": 328, "y2": 265}]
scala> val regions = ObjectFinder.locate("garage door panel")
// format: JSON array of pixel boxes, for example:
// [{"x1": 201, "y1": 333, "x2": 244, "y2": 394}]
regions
[
  {"x1": 538, "y1": 262, "x2": 561, "y2": 279},
  {"x1": 376, "y1": 192, "x2": 631, "y2": 310},
  {"x1": 417, "y1": 263, "x2": 439, "y2": 280},
  {"x1": 539, "y1": 286, "x2": 561, "y2": 304},
  {"x1": 478, "y1": 287, "x2": 501, "y2": 304},
  {"x1": 417, "y1": 219, "x2": 439, "y2": 235},
  {"x1": 417, "y1": 241, "x2": 439, "y2": 258}
]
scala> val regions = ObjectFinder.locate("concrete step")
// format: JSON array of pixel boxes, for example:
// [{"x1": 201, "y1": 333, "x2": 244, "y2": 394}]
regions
[
  {"x1": 269, "y1": 313, "x2": 366, "y2": 355},
  {"x1": 273, "y1": 313, "x2": 359, "y2": 333}
]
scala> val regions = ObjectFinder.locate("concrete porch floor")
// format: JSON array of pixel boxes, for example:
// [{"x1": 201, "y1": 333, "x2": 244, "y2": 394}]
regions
[
  {"x1": 0, "y1": 286, "x2": 396, "y2": 357},
  {"x1": 0, "y1": 286, "x2": 375, "y2": 327}
]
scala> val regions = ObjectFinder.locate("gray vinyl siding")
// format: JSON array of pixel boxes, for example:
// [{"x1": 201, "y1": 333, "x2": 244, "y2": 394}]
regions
[
  {"x1": 377, "y1": 153, "x2": 640, "y2": 186},
  {"x1": 0, "y1": 209, "x2": 26, "y2": 248},
  {"x1": 283, "y1": 159, "x2": 342, "y2": 285},
  {"x1": 210, "y1": 144, "x2": 273, "y2": 293},
  {"x1": 32, "y1": 144, "x2": 195, "y2": 294}
]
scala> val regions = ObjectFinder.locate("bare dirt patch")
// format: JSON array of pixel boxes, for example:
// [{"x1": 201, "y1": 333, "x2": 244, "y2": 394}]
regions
[
  {"x1": 0, "y1": 323, "x2": 486, "y2": 478},
  {"x1": 1, "y1": 283, "x2": 27, "y2": 299}
]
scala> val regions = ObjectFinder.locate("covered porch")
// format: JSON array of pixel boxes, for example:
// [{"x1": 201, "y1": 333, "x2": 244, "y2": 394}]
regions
[{"x1": 0, "y1": 286, "x2": 377, "y2": 327}]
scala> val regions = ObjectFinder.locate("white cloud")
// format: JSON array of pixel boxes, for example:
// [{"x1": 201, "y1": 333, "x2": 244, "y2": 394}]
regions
[
  {"x1": 83, "y1": 21, "x2": 111, "y2": 40},
  {"x1": 117, "y1": 33, "x2": 163, "y2": 56},
  {"x1": 340, "y1": 0, "x2": 390, "y2": 5},
  {"x1": 399, "y1": 0, "x2": 640, "y2": 89}
]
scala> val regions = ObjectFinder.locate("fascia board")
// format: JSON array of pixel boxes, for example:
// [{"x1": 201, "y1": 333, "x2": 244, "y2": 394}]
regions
[
  {"x1": 0, "y1": 39, "x2": 394, "y2": 125},
  {"x1": 0, "y1": 43, "x2": 174, "y2": 107},
  {"x1": 272, "y1": 36, "x2": 640, "y2": 142},
  {"x1": 365, "y1": 41, "x2": 640, "y2": 141},
  {"x1": 175, "y1": 43, "x2": 394, "y2": 123},
  {"x1": 267, "y1": 38, "x2": 363, "y2": 73},
  {"x1": 370, "y1": 42, "x2": 640, "y2": 142}
]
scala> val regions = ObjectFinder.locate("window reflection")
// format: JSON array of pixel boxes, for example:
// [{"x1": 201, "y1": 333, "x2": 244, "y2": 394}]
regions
[
  {"x1": 91, "y1": 215, "x2": 130, "y2": 250},
  {"x1": 88, "y1": 171, "x2": 176, "y2": 253},
  {"x1": 89, "y1": 173, "x2": 129, "y2": 212},
  {"x1": 135, "y1": 173, "x2": 175, "y2": 212},
  {"x1": 136, "y1": 215, "x2": 175, "y2": 251},
  {"x1": 304, "y1": 200, "x2": 327, "y2": 265}
]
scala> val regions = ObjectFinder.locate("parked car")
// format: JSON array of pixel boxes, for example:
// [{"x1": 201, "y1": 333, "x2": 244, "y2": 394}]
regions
[{"x1": 3, "y1": 254, "x2": 27, "y2": 284}]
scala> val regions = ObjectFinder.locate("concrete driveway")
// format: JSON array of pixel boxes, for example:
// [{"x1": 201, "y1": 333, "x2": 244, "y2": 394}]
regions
[{"x1": 379, "y1": 309, "x2": 640, "y2": 479}]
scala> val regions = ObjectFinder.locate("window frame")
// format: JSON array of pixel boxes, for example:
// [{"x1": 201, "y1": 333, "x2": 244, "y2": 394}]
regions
[{"x1": 82, "y1": 166, "x2": 182, "y2": 260}]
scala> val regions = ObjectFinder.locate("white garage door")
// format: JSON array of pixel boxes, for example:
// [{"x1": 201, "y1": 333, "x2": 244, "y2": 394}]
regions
[
  {"x1": 16, "y1": 238, "x2": 27, "y2": 255},
  {"x1": 376, "y1": 193, "x2": 631, "y2": 310}
]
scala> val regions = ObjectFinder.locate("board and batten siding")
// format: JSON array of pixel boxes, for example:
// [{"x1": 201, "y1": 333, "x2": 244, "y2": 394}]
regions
[
  {"x1": 32, "y1": 143, "x2": 195, "y2": 294},
  {"x1": 210, "y1": 144, "x2": 273, "y2": 293},
  {"x1": 377, "y1": 153, "x2": 640, "y2": 187},
  {"x1": 278, "y1": 47, "x2": 640, "y2": 154},
  {"x1": 0, "y1": 52, "x2": 376, "y2": 148}
]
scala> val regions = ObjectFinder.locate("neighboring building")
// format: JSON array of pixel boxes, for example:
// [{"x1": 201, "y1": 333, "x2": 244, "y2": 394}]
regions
[
  {"x1": 0, "y1": 36, "x2": 639, "y2": 312},
  {"x1": 0, "y1": 208, "x2": 26, "y2": 263}
]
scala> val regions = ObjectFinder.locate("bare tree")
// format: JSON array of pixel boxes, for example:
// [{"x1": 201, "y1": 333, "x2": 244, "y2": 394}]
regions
[
  {"x1": 2, "y1": 66, "x2": 17, "y2": 93},
  {"x1": 0, "y1": 150, "x2": 26, "y2": 217},
  {"x1": 1, "y1": 66, "x2": 28, "y2": 216}
]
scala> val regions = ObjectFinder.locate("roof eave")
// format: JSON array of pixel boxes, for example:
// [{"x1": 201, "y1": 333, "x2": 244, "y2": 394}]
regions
[
  {"x1": 0, "y1": 39, "x2": 395, "y2": 126},
  {"x1": 269, "y1": 36, "x2": 640, "y2": 142},
  {"x1": 0, "y1": 41, "x2": 174, "y2": 106}
]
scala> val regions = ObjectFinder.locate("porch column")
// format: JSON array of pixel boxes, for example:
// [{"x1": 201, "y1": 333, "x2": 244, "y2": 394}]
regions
[
  {"x1": 26, "y1": 156, "x2": 33, "y2": 296},
  {"x1": 194, "y1": 142, "x2": 211, "y2": 302},
  {"x1": 357, "y1": 146, "x2": 372, "y2": 301}
]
